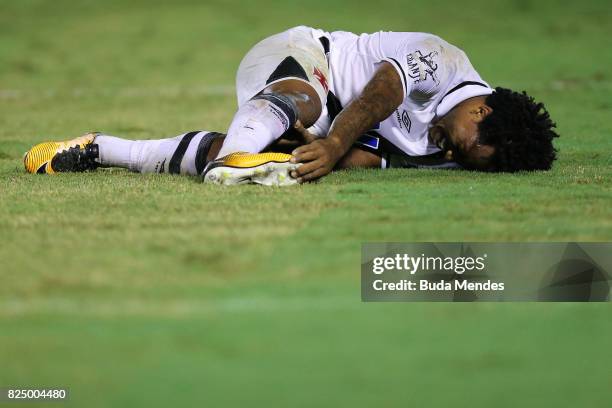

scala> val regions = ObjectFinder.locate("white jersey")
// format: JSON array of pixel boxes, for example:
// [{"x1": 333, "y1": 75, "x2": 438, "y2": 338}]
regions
[{"x1": 309, "y1": 28, "x2": 493, "y2": 156}]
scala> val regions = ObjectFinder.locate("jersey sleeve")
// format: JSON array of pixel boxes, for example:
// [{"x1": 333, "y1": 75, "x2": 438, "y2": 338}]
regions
[{"x1": 381, "y1": 37, "x2": 450, "y2": 102}]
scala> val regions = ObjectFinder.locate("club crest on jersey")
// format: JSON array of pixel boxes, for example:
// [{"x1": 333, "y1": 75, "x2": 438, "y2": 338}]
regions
[
  {"x1": 406, "y1": 50, "x2": 440, "y2": 85},
  {"x1": 313, "y1": 67, "x2": 329, "y2": 92}
]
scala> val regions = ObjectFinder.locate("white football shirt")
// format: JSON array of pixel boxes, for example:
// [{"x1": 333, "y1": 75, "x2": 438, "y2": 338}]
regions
[{"x1": 309, "y1": 28, "x2": 493, "y2": 156}]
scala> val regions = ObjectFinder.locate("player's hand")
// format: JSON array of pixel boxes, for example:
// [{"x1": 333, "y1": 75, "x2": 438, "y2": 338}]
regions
[{"x1": 290, "y1": 136, "x2": 343, "y2": 182}]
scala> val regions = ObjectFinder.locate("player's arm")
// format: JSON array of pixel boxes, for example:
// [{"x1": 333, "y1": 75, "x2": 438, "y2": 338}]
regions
[{"x1": 290, "y1": 61, "x2": 403, "y2": 182}]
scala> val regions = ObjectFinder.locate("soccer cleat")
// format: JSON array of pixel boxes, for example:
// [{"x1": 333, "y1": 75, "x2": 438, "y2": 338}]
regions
[
  {"x1": 23, "y1": 132, "x2": 100, "y2": 174},
  {"x1": 202, "y1": 152, "x2": 301, "y2": 186}
]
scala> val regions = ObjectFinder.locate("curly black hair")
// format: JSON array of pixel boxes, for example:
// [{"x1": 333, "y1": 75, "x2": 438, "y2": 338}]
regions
[{"x1": 478, "y1": 87, "x2": 559, "y2": 172}]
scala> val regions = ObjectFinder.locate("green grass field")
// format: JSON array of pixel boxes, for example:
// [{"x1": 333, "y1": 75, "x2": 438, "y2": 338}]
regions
[{"x1": 1, "y1": 0, "x2": 611, "y2": 406}]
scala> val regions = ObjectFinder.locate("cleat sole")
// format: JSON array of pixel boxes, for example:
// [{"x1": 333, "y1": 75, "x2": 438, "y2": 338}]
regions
[{"x1": 204, "y1": 161, "x2": 300, "y2": 186}]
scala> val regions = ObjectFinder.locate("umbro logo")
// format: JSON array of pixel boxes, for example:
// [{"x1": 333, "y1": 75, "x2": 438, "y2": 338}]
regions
[{"x1": 395, "y1": 110, "x2": 412, "y2": 132}]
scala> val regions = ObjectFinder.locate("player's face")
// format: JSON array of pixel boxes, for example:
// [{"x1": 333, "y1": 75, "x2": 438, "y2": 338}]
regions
[{"x1": 430, "y1": 97, "x2": 495, "y2": 170}]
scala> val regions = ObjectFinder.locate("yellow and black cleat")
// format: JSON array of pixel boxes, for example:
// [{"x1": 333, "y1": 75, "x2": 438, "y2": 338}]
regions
[
  {"x1": 24, "y1": 132, "x2": 100, "y2": 174},
  {"x1": 222, "y1": 152, "x2": 293, "y2": 168},
  {"x1": 203, "y1": 152, "x2": 300, "y2": 186}
]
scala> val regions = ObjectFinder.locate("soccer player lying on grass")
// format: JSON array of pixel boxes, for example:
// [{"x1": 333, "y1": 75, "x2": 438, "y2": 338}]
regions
[{"x1": 24, "y1": 26, "x2": 558, "y2": 185}]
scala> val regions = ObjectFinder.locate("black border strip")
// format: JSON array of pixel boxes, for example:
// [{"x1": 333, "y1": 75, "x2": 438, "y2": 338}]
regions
[
  {"x1": 318, "y1": 36, "x2": 330, "y2": 54},
  {"x1": 441, "y1": 81, "x2": 488, "y2": 101},
  {"x1": 387, "y1": 58, "x2": 408, "y2": 95},
  {"x1": 169, "y1": 131, "x2": 199, "y2": 174},
  {"x1": 326, "y1": 91, "x2": 343, "y2": 123},
  {"x1": 195, "y1": 132, "x2": 224, "y2": 174}
]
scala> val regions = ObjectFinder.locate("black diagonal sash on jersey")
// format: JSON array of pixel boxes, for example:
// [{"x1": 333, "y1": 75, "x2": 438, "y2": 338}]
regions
[
  {"x1": 326, "y1": 91, "x2": 343, "y2": 123},
  {"x1": 266, "y1": 56, "x2": 309, "y2": 84}
]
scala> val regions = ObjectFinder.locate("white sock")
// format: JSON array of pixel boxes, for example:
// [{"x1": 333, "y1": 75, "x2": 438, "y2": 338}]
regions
[
  {"x1": 95, "y1": 136, "x2": 134, "y2": 169},
  {"x1": 216, "y1": 94, "x2": 296, "y2": 158},
  {"x1": 95, "y1": 131, "x2": 219, "y2": 175}
]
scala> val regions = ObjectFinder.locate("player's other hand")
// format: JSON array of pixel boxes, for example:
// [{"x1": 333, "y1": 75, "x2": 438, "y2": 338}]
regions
[{"x1": 290, "y1": 122, "x2": 343, "y2": 182}]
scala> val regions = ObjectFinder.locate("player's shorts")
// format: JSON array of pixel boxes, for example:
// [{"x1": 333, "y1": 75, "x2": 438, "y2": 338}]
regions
[{"x1": 235, "y1": 26, "x2": 330, "y2": 108}]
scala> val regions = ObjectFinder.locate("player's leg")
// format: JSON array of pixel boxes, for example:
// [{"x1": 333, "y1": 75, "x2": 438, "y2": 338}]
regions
[
  {"x1": 216, "y1": 27, "x2": 328, "y2": 158},
  {"x1": 92, "y1": 131, "x2": 300, "y2": 186},
  {"x1": 95, "y1": 131, "x2": 225, "y2": 175},
  {"x1": 215, "y1": 79, "x2": 322, "y2": 158},
  {"x1": 204, "y1": 27, "x2": 329, "y2": 185},
  {"x1": 24, "y1": 127, "x2": 312, "y2": 181},
  {"x1": 23, "y1": 131, "x2": 225, "y2": 175}
]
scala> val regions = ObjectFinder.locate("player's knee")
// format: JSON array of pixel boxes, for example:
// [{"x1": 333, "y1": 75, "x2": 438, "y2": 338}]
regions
[
  {"x1": 251, "y1": 93, "x2": 298, "y2": 129},
  {"x1": 261, "y1": 80, "x2": 323, "y2": 127}
]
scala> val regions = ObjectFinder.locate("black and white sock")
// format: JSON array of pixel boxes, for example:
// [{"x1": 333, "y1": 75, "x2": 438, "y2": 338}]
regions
[
  {"x1": 95, "y1": 131, "x2": 224, "y2": 175},
  {"x1": 216, "y1": 93, "x2": 297, "y2": 158}
]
